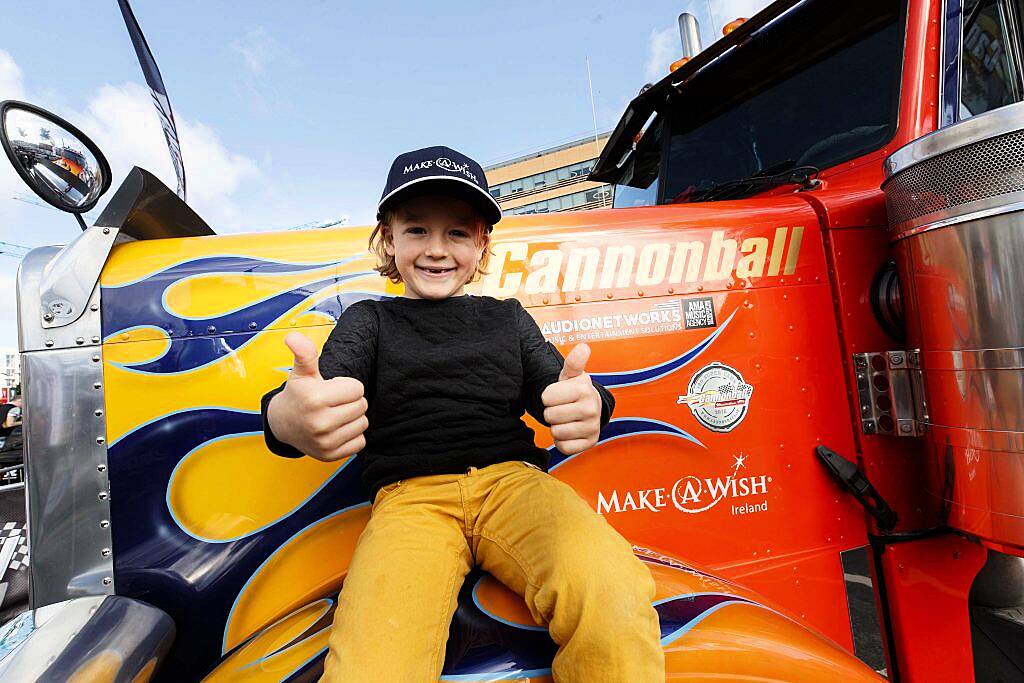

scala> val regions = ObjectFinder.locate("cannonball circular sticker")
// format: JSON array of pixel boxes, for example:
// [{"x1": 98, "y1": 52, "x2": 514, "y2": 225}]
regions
[{"x1": 678, "y1": 362, "x2": 754, "y2": 432}]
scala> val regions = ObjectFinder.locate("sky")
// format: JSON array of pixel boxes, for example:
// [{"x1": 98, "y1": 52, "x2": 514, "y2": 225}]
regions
[{"x1": 0, "y1": 0, "x2": 768, "y2": 351}]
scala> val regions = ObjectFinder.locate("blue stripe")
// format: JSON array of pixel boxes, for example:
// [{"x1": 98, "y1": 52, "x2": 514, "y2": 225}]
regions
[
  {"x1": 441, "y1": 668, "x2": 553, "y2": 682},
  {"x1": 549, "y1": 417, "x2": 705, "y2": 470},
  {"x1": 591, "y1": 309, "x2": 736, "y2": 388}
]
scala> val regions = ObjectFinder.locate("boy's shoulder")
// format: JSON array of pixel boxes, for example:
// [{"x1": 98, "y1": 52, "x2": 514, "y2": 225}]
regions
[
  {"x1": 343, "y1": 296, "x2": 528, "y2": 327},
  {"x1": 341, "y1": 297, "x2": 383, "y2": 319},
  {"x1": 362, "y1": 295, "x2": 524, "y2": 311},
  {"x1": 470, "y1": 295, "x2": 524, "y2": 311}
]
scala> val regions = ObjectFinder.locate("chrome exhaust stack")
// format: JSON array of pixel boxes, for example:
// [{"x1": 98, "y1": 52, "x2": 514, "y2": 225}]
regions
[
  {"x1": 678, "y1": 13, "x2": 703, "y2": 60},
  {"x1": 882, "y1": 102, "x2": 1024, "y2": 550}
]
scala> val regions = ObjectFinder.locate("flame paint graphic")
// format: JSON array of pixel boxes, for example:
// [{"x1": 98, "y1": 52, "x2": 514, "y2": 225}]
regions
[
  {"x1": 103, "y1": 255, "x2": 383, "y2": 374},
  {"x1": 104, "y1": 248, "x2": 781, "y2": 681}
]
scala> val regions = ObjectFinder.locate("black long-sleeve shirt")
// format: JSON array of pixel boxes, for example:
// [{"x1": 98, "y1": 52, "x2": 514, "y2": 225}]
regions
[{"x1": 261, "y1": 295, "x2": 614, "y2": 494}]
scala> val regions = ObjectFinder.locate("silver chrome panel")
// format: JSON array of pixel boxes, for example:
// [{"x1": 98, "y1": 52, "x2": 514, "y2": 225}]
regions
[
  {"x1": 900, "y1": 210, "x2": 1024, "y2": 354},
  {"x1": 17, "y1": 246, "x2": 100, "y2": 353},
  {"x1": 22, "y1": 348, "x2": 113, "y2": 607},
  {"x1": 884, "y1": 100, "x2": 1024, "y2": 177},
  {"x1": 38, "y1": 225, "x2": 120, "y2": 330},
  {"x1": 885, "y1": 111, "x2": 1024, "y2": 547},
  {"x1": 890, "y1": 195, "x2": 1024, "y2": 242},
  {"x1": 17, "y1": 225, "x2": 118, "y2": 607},
  {"x1": 883, "y1": 127, "x2": 1024, "y2": 231},
  {"x1": 898, "y1": 209, "x2": 1024, "y2": 438},
  {"x1": 924, "y1": 369, "x2": 1024, "y2": 433},
  {"x1": 0, "y1": 595, "x2": 174, "y2": 681}
]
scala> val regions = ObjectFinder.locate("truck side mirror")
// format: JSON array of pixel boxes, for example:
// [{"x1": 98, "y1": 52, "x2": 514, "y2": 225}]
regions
[{"x1": 0, "y1": 100, "x2": 111, "y2": 214}]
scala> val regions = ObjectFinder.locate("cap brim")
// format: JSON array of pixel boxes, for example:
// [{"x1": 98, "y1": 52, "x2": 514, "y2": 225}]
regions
[{"x1": 377, "y1": 175, "x2": 502, "y2": 227}]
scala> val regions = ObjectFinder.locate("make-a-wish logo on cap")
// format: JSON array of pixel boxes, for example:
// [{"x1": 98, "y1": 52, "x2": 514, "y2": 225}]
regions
[{"x1": 436, "y1": 157, "x2": 479, "y2": 183}]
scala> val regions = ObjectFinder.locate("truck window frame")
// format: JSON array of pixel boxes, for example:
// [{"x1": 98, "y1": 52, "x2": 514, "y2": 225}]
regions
[
  {"x1": 655, "y1": 0, "x2": 907, "y2": 205},
  {"x1": 942, "y1": 0, "x2": 1024, "y2": 126}
]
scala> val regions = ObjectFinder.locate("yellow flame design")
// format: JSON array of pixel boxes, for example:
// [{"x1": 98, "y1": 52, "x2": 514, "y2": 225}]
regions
[
  {"x1": 223, "y1": 505, "x2": 369, "y2": 652},
  {"x1": 168, "y1": 434, "x2": 350, "y2": 541},
  {"x1": 205, "y1": 600, "x2": 333, "y2": 682}
]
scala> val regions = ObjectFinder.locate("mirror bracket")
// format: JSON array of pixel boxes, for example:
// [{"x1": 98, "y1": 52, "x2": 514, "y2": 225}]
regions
[{"x1": 37, "y1": 224, "x2": 122, "y2": 331}]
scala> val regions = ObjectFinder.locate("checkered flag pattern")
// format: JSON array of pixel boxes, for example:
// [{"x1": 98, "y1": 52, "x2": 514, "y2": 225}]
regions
[{"x1": 0, "y1": 522, "x2": 27, "y2": 573}]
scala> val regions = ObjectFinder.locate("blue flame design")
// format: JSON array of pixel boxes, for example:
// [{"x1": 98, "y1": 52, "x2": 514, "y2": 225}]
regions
[
  {"x1": 549, "y1": 417, "x2": 705, "y2": 470},
  {"x1": 107, "y1": 264, "x2": 746, "y2": 679},
  {"x1": 591, "y1": 309, "x2": 736, "y2": 388},
  {"x1": 102, "y1": 255, "x2": 382, "y2": 374},
  {"x1": 434, "y1": 587, "x2": 759, "y2": 681},
  {"x1": 655, "y1": 592, "x2": 756, "y2": 645}
]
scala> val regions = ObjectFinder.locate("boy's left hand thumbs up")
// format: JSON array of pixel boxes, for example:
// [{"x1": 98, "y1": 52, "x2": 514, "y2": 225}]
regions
[
  {"x1": 558, "y1": 342, "x2": 590, "y2": 382},
  {"x1": 542, "y1": 343, "x2": 602, "y2": 455}
]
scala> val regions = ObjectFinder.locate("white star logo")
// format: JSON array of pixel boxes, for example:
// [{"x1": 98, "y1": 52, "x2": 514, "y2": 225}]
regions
[{"x1": 732, "y1": 454, "x2": 747, "y2": 470}]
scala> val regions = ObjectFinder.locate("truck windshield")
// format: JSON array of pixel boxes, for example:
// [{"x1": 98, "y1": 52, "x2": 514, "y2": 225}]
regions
[{"x1": 661, "y1": 1, "x2": 904, "y2": 203}]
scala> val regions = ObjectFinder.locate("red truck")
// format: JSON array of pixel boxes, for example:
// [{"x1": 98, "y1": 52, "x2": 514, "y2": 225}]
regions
[{"x1": 0, "y1": 0, "x2": 1020, "y2": 680}]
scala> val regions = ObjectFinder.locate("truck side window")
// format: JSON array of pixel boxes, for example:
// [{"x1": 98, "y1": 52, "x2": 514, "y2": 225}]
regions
[
  {"x1": 960, "y1": 0, "x2": 1024, "y2": 117},
  {"x1": 612, "y1": 118, "x2": 663, "y2": 208}
]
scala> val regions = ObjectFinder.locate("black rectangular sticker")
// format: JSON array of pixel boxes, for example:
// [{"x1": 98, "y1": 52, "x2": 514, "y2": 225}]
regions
[{"x1": 684, "y1": 297, "x2": 717, "y2": 330}]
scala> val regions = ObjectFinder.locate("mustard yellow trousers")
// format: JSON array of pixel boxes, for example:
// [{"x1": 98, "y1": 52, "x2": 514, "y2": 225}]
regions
[{"x1": 321, "y1": 460, "x2": 664, "y2": 682}]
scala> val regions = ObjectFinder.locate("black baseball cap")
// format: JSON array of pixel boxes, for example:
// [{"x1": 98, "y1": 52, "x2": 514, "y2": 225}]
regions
[{"x1": 377, "y1": 145, "x2": 502, "y2": 227}]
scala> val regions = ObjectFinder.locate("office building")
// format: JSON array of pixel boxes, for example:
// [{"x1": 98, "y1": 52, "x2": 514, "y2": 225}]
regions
[{"x1": 486, "y1": 133, "x2": 613, "y2": 216}]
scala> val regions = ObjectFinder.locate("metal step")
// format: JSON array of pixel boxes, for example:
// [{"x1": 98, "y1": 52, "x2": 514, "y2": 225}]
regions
[{"x1": 971, "y1": 604, "x2": 1024, "y2": 682}]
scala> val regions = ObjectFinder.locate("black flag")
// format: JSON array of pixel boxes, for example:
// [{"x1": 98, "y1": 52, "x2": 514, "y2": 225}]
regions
[{"x1": 117, "y1": 0, "x2": 186, "y2": 201}]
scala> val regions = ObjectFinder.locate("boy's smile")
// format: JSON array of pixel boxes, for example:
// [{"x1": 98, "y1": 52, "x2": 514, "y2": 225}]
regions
[{"x1": 386, "y1": 195, "x2": 489, "y2": 300}]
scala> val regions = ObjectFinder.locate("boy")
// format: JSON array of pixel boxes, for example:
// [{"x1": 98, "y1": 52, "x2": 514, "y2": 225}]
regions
[{"x1": 262, "y1": 146, "x2": 664, "y2": 682}]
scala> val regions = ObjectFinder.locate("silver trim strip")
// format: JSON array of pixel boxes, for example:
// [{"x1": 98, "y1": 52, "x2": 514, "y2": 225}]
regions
[
  {"x1": 884, "y1": 100, "x2": 1024, "y2": 177},
  {"x1": 939, "y1": 0, "x2": 963, "y2": 127},
  {"x1": 890, "y1": 196, "x2": 1024, "y2": 240},
  {"x1": 922, "y1": 347, "x2": 1024, "y2": 370}
]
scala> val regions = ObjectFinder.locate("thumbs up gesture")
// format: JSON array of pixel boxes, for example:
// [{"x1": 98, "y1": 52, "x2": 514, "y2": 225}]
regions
[
  {"x1": 541, "y1": 343, "x2": 603, "y2": 455},
  {"x1": 266, "y1": 332, "x2": 368, "y2": 462}
]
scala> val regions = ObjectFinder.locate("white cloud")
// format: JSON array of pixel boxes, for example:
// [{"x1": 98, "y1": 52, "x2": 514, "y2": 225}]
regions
[
  {"x1": 645, "y1": 26, "x2": 678, "y2": 83},
  {"x1": 232, "y1": 26, "x2": 276, "y2": 76},
  {"x1": 0, "y1": 48, "x2": 260, "y2": 233},
  {"x1": 0, "y1": 50, "x2": 24, "y2": 102},
  {"x1": 73, "y1": 82, "x2": 260, "y2": 231},
  {"x1": 0, "y1": 50, "x2": 27, "y2": 235},
  {"x1": 230, "y1": 26, "x2": 287, "y2": 112},
  {"x1": 0, "y1": 50, "x2": 267, "y2": 348}
]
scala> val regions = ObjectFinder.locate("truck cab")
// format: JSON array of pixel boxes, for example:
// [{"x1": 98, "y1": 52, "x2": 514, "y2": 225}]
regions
[{"x1": 1, "y1": 0, "x2": 1022, "y2": 681}]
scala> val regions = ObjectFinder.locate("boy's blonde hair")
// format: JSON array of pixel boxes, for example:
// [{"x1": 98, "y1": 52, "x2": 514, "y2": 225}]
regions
[{"x1": 368, "y1": 207, "x2": 493, "y2": 284}]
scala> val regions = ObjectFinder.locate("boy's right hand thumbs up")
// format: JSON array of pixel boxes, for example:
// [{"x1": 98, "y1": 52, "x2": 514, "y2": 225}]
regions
[
  {"x1": 286, "y1": 332, "x2": 323, "y2": 380},
  {"x1": 266, "y1": 332, "x2": 369, "y2": 462}
]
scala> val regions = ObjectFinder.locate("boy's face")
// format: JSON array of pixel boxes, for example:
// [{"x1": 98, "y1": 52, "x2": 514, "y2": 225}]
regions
[{"x1": 385, "y1": 195, "x2": 489, "y2": 300}]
